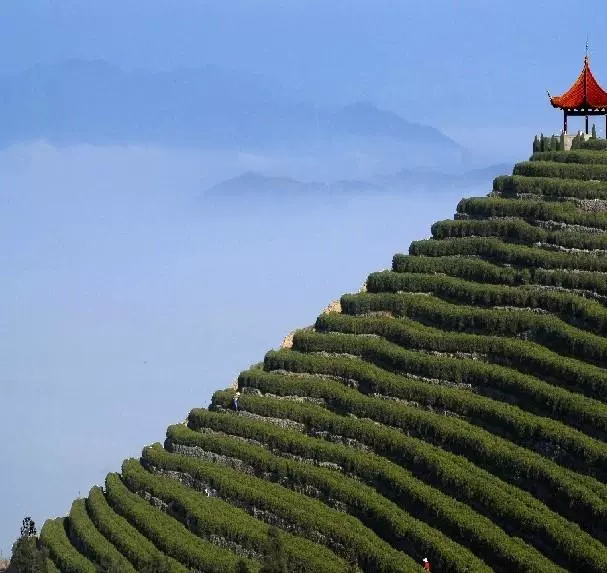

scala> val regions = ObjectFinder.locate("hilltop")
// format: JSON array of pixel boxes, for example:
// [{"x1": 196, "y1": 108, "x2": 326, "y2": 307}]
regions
[{"x1": 33, "y1": 138, "x2": 607, "y2": 572}]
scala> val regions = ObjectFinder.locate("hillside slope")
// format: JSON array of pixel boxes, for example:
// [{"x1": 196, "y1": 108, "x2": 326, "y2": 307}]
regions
[{"x1": 39, "y1": 143, "x2": 607, "y2": 572}]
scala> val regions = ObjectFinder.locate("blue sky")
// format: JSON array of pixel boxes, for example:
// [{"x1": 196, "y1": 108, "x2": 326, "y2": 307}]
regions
[
  {"x1": 2, "y1": 0, "x2": 607, "y2": 557},
  {"x1": 1, "y1": 1, "x2": 606, "y2": 138}
]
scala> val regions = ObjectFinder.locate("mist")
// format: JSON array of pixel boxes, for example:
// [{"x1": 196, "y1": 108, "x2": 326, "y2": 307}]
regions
[{"x1": 0, "y1": 142, "x2": 496, "y2": 555}]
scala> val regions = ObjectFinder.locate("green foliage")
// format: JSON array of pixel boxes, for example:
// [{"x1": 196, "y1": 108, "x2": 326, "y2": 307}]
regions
[
  {"x1": 339, "y1": 291, "x2": 607, "y2": 368},
  {"x1": 120, "y1": 457, "x2": 345, "y2": 573},
  {"x1": 215, "y1": 376, "x2": 607, "y2": 539},
  {"x1": 456, "y1": 196, "x2": 607, "y2": 229},
  {"x1": 66, "y1": 498, "x2": 136, "y2": 573},
  {"x1": 531, "y1": 149, "x2": 607, "y2": 164},
  {"x1": 408, "y1": 235, "x2": 607, "y2": 272},
  {"x1": 493, "y1": 174, "x2": 607, "y2": 199},
  {"x1": 514, "y1": 159, "x2": 607, "y2": 180},
  {"x1": 236, "y1": 560, "x2": 253, "y2": 573},
  {"x1": 39, "y1": 518, "x2": 97, "y2": 573},
  {"x1": 86, "y1": 486, "x2": 187, "y2": 573},
  {"x1": 141, "y1": 445, "x2": 419, "y2": 573},
  {"x1": 393, "y1": 252, "x2": 607, "y2": 300},
  {"x1": 367, "y1": 270, "x2": 607, "y2": 339},
  {"x1": 265, "y1": 343, "x2": 607, "y2": 470},
  {"x1": 577, "y1": 137, "x2": 607, "y2": 150},
  {"x1": 317, "y1": 311, "x2": 607, "y2": 405},
  {"x1": 431, "y1": 217, "x2": 607, "y2": 251},
  {"x1": 592, "y1": 123, "x2": 597, "y2": 138},
  {"x1": 260, "y1": 527, "x2": 287, "y2": 573},
  {"x1": 10, "y1": 538, "x2": 48, "y2": 573},
  {"x1": 11, "y1": 517, "x2": 50, "y2": 573},
  {"x1": 169, "y1": 420, "x2": 566, "y2": 573},
  {"x1": 105, "y1": 472, "x2": 245, "y2": 573}
]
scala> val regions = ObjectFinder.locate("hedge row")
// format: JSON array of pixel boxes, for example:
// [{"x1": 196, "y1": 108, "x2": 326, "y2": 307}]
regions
[
  {"x1": 392, "y1": 254, "x2": 607, "y2": 299},
  {"x1": 178, "y1": 413, "x2": 605, "y2": 572},
  {"x1": 266, "y1": 344, "x2": 607, "y2": 478},
  {"x1": 106, "y1": 471, "x2": 246, "y2": 573},
  {"x1": 408, "y1": 237, "x2": 607, "y2": 272},
  {"x1": 86, "y1": 486, "x2": 187, "y2": 573},
  {"x1": 530, "y1": 150, "x2": 607, "y2": 165},
  {"x1": 339, "y1": 292, "x2": 607, "y2": 368},
  {"x1": 158, "y1": 434, "x2": 487, "y2": 573},
  {"x1": 493, "y1": 174, "x2": 607, "y2": 199},
  {"x1": 167, "y1": 423, "x2": 567, "y2": 573},
  {"x1": 265, "y1": 345, "x2": 607, "y2": 473},
  {"x1": 576, "y1": 138, "x2": 607, "y2": 151},
  {"x1": 39, "y1": 518, "x2": 97, "y2": 573},
  {"x1": 456, "y1": 196, "x2": 607, "y2": 229},
  {"x1": 123, "y1": 457, "x2": 346, "y2": 573},
  {"x1": 234, "y1": 370, "x2": 607, "y2": 514},
  {"x1": 366, "y1": 271, "x2": 607, "y2": 337},
  {"x1": 67, "y1": 498, "x2": 136, "y2": 572},
  {"x1": 141, "y1": 444, "x2": 418, "y2": 573},
  {"x1": 513, "y1": 161, "x2": 607, "y2": 181},
  {"x1": 208, "y1": 390, "x2": 607, "y2": 541},
  {"x1": 431, "y1": 218, "x2": 607, "y2": 251},
  {"x1": 315, "y1": 312, "x2": 607, "y2": 404},
  {"x1": 46, "y1": 558, "x2": 60, "y2": 573}
]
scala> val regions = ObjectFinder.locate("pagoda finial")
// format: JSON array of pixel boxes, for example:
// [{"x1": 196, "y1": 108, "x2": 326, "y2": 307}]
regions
[{"x1": 586, "y1": 35, "x2": 589, "y2": 61}]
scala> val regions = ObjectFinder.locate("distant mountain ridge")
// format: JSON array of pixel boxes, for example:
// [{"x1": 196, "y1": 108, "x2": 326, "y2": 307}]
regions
[
  {"x1": 0, "y1": 59, "x2": 462, "y2": 157},
  {"x1": 204, "y1": 163, "x2": 510, "y2": 198}
]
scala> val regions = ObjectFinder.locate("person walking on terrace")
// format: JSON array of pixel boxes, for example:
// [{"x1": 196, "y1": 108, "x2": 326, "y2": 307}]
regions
[{"x1": 232, "y1": 391, "x2": 240, "y2": 412}]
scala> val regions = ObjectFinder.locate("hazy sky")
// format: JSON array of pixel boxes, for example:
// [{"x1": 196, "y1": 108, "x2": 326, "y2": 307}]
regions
[
  {"x1": 0, "y1": 1, "x2": 606, "y2": 139},
  {"x1": 2, "y1": 0, "x2": 607, "y2": 557}
]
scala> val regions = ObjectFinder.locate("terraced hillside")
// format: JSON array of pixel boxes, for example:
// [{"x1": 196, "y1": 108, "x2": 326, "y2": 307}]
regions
[{"x1": 40, "y1": 143, "x2": 607, "y2": 572}]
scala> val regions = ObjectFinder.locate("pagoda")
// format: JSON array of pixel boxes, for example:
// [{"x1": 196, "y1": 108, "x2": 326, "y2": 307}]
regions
[{"x1": 549, "y1": 53, "x2": 607, "y2": 134}]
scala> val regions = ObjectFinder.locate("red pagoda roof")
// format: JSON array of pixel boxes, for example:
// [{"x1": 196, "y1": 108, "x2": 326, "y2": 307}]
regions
[{"x1": 550, "y1": 56, "x2": 607, "y2": 110}]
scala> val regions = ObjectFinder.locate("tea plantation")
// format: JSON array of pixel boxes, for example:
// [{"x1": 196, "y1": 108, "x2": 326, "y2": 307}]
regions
[{"x1": 39, "y1": 143, "x2": 607, "y2": 572}]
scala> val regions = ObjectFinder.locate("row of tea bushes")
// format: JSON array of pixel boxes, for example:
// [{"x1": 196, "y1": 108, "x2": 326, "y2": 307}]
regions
[
  {"x1": 392, "y1": 254, "x2": 607, "y2": 298},
  {"x1": 339, "y1": 292, "x2": 607, "y2": 367},
  {"x1": 431, "y1": 218, "x2": 607, "y2": 251},
  {"x1": 141, "y1": 444, "x2": 419, "y2": 573},
  {"x1": 456, "y1": 196, "x2": 607, "y2": 228},
  {"x1": 408, "y1": 237, "x2": 607, "y2": 272},
  {"x1": 122, "y1": 458, "x2": 346, "y2": 573},
  {"x1": 494, "y1": 174, "x2": 607, "y2": 199},
  {"x1": 366, "y1": 271, "x2": 607, "y2": 336},
  {"x1": 315, "y1": 312, "x2": 607, "y2": 403},
  {"x1": 170, "y1": 422, "x2": 566, "y2": 572},
  {"x1": 209, "y1": 391, "x2": 607, "y2": 541}
]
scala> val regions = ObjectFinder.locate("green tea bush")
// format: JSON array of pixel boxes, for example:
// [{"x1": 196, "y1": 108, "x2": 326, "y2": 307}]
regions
[
  {"x1": 315, "y1": 312, "x2": 607, "y2": 404},
  {"x1": 493, "y1": 175, "x2": 607, "y2": 199},
  {"x1": 167, "y1": 423, "x2": 566, "y2": 573},
  {"x1": 86, "y1": 486, "x2": 187, "y2": 573},
  {"x1": 67, "y1": 499, "x2": 136, "y2": 572},
  {"x1": 121, "y1": 459, "x2": 345, "y2": 573},
  {"x1": 39, "y1": 518, "x2": 97, "y2": 573},
  {"x1": 514, "y1": 160, "x2": 607, "y2": 180},
  {"x1": 208, "y1": 391, "x2": 607, "y2": 540},
  {"x1": 408, "y1": 238, "x2": 607, "y2": 272},
  {"x1": 340, "y1": 291, "x2": 607, "y2": 367},
  {"x1": 141, "y1": 445, "x2": 418, "y2": 573},
  {"x1": 105, "y1": 472, "x2": 245, "y2": 573},
  {"x1": 431, "y1": 218, "x2": 607, "y2": 251}
]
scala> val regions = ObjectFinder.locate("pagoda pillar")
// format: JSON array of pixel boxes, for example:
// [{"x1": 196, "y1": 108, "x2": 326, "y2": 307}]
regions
[
  {"x1": 586, "y1": 114, "x2": 589, "y2": 134},
  {"x1": 564, "y1": 111, "x2": 568, "y2": 134}
]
